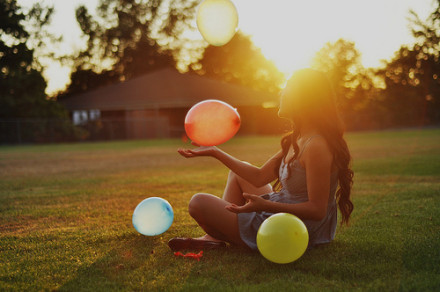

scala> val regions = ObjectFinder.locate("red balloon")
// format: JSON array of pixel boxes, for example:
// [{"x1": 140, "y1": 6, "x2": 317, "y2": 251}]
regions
[{"x1": 184, "y1": 100, "x2": 241, "y2": 146}]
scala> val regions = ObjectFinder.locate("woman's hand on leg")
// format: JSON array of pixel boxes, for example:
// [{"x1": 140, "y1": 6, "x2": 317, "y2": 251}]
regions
[{"x1": 225, "y1": 193, "x2": 270, "y2": 213}]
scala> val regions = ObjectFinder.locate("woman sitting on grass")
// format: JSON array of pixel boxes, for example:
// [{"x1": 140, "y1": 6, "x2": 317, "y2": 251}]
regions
[{"x1": 169, "y1": 68, "x2": 354, "y2": 252}]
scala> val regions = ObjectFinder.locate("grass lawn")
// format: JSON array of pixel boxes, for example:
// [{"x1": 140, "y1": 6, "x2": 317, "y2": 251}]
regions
[{"x1": 0, "y1": 128, "x2": 439, "y2": 291}]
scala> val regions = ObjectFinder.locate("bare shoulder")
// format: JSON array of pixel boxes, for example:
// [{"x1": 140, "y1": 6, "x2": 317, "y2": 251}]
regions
[
  {"x1": 309, "y1": 136, "x2": 332, "y2": 155},
  {"x1": 302, "y1": 136, "x2": 333, "y2": 166}
]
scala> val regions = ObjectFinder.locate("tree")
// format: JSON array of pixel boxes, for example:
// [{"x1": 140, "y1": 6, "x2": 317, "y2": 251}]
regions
[
  {"x1": 62, "y1": 0, "x2": 198, "y2": 96},
  {"x1": 191, "y1": 32, "x2": 284, "y2": 93},
  {"x1": 311, "y1": 39, "x2": 379, "y2": 130},
  {"x1": 376, "y1": 1, "x2": 440, "y2": 126},
  {"x1": 0, "y1": 0, "x2": 76, "y2": 142},
  {"x1": 0, "y1": 0, "x2": 66, "y2": 118},
  {"x1": 312, "y1": 39, "x2": 369, "y2": 101},
  {"x1": 406, "y1": 0, "x2": 439, "y2": 124}
]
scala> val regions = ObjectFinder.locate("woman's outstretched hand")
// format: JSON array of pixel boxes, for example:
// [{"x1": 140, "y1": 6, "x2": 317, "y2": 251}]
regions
[
  {"x1": 177, "y1": 142, "x2": 218, "y2": 158},
  {"x1": 225, "y1": 193, "x2": 269, "y2": 213}
]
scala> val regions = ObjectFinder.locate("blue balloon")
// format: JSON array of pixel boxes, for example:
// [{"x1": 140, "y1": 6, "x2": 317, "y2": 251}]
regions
[{"x1": 132, "y1": 197, "x2": 174, "y2": 236}]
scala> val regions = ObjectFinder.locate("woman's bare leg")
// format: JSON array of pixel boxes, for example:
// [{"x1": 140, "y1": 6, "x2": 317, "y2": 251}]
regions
[
  {"x1": 189, "y1": 193, "x2": 249, "y2": 247},
  {"x1": 222, "y1": 170, "x2": 273, "y2": 204},
  {"x1": 193, "y1": 169, "x2": 272, "y2": 242}
]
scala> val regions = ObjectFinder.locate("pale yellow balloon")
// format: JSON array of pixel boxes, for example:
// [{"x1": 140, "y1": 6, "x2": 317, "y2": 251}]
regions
[
  {"x1": 257, "y1": 213, "x2": 309, "y2": 264},
  {"x1": 196, "y1": 0, "x2": 239, "y2": 46}
]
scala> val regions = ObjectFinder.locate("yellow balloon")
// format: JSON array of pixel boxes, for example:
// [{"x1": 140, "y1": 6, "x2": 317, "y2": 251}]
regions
[
  {"x1": 196, "y1": 0, "x2": 239, "y2": 46},
  {"x1": 257, "y1": 213, "x2": 309, "y2": 264}
]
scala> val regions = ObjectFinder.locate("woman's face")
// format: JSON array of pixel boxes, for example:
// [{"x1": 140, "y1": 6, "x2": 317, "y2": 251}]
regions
[{"x1": 278, "y1": 81, "x2": 297, "y2": 120}]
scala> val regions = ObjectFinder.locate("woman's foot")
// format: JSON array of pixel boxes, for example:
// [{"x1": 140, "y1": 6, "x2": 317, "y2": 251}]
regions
[
  {"x1": 168, "y1": 234, "x2": 228, "y2": 251},
  {"x1": 194, "y1": 234, "x2": 226, "y2": 243}
]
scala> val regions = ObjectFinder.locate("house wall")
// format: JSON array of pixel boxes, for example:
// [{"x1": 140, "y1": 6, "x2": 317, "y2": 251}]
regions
[
  {"x1": 155, "y1": 106, "x2": 288, "y2": 139},
  {"x1": 70, "y1": 106, "x2": 288, "y2": 142},
  {"x1": 100, "y1": 110, "x2": 127, "y2": 140},
  {"x1": 123, "y1": 106, "x2": 289, "y2": 140},
  {"x1": 157, "y1": 108, "x2": 188, "y2": 138},
  {"x1": 125, "y1": 109, "x2": 169, "y2": 139}
]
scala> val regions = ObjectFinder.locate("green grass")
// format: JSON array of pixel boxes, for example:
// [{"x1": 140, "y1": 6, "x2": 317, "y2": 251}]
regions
[{"x1": 0, "y1": 128, "x2": 439, "y2": 291}]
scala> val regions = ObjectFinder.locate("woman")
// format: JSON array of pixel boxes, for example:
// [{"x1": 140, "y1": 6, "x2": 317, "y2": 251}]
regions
[{"x1": 168, "y1": 68, "x2": 354, "y2": 252}]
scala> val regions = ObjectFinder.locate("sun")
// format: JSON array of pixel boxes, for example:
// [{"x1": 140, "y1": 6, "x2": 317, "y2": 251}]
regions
[
  {"x1": 234, "y1": 0, "x2": 431, "y2": 76},
  {"x1": 235, "y1": 1, "x2": 338, "y2": 75}
]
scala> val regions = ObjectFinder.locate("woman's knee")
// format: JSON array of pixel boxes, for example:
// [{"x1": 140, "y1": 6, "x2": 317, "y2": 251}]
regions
[
  {"x1": 227, "y1": 169, "x2": 237, "y2": 181},
  {"x1": 188, "y1": 193, "x2": 210, "y2": 218}
]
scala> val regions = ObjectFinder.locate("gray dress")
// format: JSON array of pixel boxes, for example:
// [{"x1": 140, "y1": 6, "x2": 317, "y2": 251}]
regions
[{"x1": 237, "y1": 135, "x2": 339, "y2": 251}]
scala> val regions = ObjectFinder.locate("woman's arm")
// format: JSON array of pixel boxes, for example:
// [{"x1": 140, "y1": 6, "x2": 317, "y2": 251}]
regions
[
  {"x1": 178, "y1": 145, "x2": 282, "y2": 187},
  {"x1": 214, "y1": 148, "x2": 282, "y2": 187},
  {"x1": 226, "y1": 194, "x2": 327, "y2": 221},
  {"x1": 226, "y1": 137, "x2": 333, "y2": 221}
]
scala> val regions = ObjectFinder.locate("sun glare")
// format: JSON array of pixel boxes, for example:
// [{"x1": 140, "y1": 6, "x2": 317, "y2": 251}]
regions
[{"x1": 234, "y1": 0, "x2": 432, "y2": 76}]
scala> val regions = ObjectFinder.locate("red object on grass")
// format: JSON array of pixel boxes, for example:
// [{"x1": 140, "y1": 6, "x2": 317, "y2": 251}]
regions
[{"x1": 174, "y1": 250, "x2": 203, "y2": 261}]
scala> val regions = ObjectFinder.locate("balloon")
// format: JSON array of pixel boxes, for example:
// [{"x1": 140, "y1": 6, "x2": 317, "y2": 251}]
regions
[
  {"x1": 257, "y1": 213, "x2": 309, "y2": 264},
  {"x1": 132, "y1": 197, "x2": 174, "y2": 236},
  {"x1": 196, "y1": 0, "x2": 239, "y2": 46},
  {"x1": 184, "y1": 99, "x2": 240, "y2": 146}
]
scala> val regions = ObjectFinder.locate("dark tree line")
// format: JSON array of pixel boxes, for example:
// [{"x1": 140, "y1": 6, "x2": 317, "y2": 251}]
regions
[
  {"x1": 60, "y1": 0, "x2": 199, "y2": 96},
  {"x1": 0, "y1": 0, "x2": 58, "y2": 119},
  {"x1": 312, "y1": 1, "x2": 440, "y2": 129},
  {"x1": 376, "y1": 1, "x2": 440, "y2": 127},
  {"x1": 190, "y1": 31, "x2": 284, "y2": 93},
  {"x1": 0, "y1": 0, "x2": 81, "y2": 143}
]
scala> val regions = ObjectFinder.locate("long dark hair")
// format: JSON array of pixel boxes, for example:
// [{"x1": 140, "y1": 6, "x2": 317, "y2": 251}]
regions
[{"x1": 273, "y1": 69, "x2": 354, "y2": 225}]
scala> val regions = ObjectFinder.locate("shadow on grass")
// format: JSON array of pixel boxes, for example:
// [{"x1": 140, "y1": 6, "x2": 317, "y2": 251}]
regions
[
  {"x1": 177, "y1": 238, "x2": 406, "y2": 291},
  {"x1": 56, "y1": 214, "x2": 437, "y2": 291},
  {"x1": 58, "y1": 233, "x2": 159, "y2": 291}
]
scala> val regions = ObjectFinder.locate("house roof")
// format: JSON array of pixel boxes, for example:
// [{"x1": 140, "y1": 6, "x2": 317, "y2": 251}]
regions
[{"x1": 59, "y1": 68, "x2": 278, "y2": 111}]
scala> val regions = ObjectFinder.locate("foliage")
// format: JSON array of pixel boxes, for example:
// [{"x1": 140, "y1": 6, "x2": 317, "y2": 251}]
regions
[
  {"x1": 375, "y1": 0, "x2": 440, "y2": 126},
  {"x1": 63, "y1": 1, "x2": 284, "y2": 97},
  {"x1": 191, "y1": 32, "x2": 284, "y2": 93},
  {"x1": 62, "y1": 0, "x2": 199, "y2": 96},
  {"x1": 312, "y1": 39, "x2": 364, "y2": 96},
  {"x1": 311, "y1": 39, "x2": 383, "y2": 130},
  {"x1": 311, "y1": 0, "x2": 440, "y2": 130},
  {"x1": 0, "y1": 0, "x2": 82, "y2": 143},
  {"x1": 0, "y1": 0, "x2": 86, "y2": 143}
]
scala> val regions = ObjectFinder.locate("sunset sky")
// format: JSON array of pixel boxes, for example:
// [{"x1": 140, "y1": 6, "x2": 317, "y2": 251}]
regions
[{"x1": 18, "y1": 0, "x2": 434, "y2": 95}]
